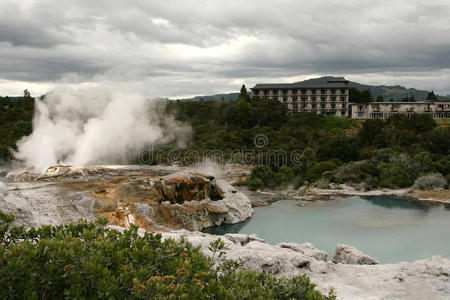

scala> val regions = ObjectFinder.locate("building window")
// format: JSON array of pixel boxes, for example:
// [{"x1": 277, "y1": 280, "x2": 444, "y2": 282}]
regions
[
  {"x1": 320, "y1": 96, "x2": 326, "y2": 101},
  {"x1": 340, "y1": 89, "x2": 345, "y2": 94},
  {"x1": 320, "y1": 89, "x2": 326, "y2": 94},
  {"x1": 331, "y1": 89, "x2": 336, "y2": 94},
  {"x1": 312, "y1": 89, "x2": 317, "y2": 95}
]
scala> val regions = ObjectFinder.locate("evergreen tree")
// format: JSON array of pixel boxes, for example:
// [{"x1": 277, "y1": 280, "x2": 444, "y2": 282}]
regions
[
  {"x1": 349, "y1": 88, "x2": 372, "y2": 104},
  {"x1": 360, "y1": 90, "x2": 373, "y2": 103},
  {"x1": 238, "y1": 84, "x2": 249, "y2": 102},
  {"x1": 427, "y1": 91, "x2": 438, "y2": 101}
]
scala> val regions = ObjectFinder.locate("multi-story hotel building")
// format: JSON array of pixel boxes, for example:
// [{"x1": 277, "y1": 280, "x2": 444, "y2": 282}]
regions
[
  {"x1": 350, "y1": 102, "x2": 450, "y2": 119},
  {"x1": 251, "y1": 78, "x2": 350, "y2": 116}
]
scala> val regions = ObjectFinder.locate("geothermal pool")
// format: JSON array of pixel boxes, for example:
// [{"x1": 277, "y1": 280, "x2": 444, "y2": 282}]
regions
[{"x1": 204, "y1": 196, "x2": 450, "y2": 263}]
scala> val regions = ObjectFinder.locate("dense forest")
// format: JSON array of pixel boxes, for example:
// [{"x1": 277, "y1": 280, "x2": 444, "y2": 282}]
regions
[{"x1": 1, "y1": 89, "x2": 449, "y2": 190}]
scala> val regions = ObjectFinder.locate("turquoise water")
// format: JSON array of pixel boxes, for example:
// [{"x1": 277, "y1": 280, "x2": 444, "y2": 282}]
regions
[{"x1": 204, "y1": 196, "x2": 450, "y2": 263}]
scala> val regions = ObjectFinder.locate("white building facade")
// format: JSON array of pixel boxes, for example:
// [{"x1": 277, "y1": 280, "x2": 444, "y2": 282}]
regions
[
  {"x1": 251, "y1": 78, "x2": 350, "y2": 117},
  {"x1": 350, "y1": 102, "x2": 450, "y2": 119}
]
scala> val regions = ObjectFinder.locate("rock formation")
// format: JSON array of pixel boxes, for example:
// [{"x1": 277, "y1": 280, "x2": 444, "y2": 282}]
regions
[
  {"x1": 333, "y1": 244, "x2": 379, "y2": 265},
  {"x1": 1, "y1": 166, "x2": 253, "y2": 231}
]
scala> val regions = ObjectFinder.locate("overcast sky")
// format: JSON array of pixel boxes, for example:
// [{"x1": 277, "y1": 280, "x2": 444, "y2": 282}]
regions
[{"x1": 1, "y1": 0, "x2": 450, "y2": 98}]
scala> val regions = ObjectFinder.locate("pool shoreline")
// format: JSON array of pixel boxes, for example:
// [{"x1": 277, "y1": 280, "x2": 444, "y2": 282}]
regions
[
  {"x1": 205, "y1": 195, "x2": 450, "y2": 264},
  {"x1": 242, "y1": 185, "x2": 449, "y2": 204}
]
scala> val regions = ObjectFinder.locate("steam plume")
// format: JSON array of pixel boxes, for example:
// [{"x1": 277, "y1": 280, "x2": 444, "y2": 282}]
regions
[{"x1": 14, "y1": 88, "x2": 190, "y2": 172}]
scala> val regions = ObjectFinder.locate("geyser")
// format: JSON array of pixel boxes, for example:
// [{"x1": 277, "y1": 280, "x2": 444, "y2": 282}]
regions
[{"x1": 13, "y1": 88, "x2": 190, "y2": 172}]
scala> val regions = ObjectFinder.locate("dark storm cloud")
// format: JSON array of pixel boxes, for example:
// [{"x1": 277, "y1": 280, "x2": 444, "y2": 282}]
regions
[{"x1": 0, "y1": 0, "x2": 450, "y2": 96}]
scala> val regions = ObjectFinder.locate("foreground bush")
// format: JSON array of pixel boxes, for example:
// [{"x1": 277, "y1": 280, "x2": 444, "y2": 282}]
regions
[
  {"x1": 0, "y1": 212, "x2": 334, "y2": 299},
  {"x1": 413, "y1": 173, "x2": 447, "y2": 190}
]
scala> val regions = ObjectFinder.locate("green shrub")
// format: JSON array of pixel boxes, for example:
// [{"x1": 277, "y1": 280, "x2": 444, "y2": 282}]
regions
[
  {"x1": 314, "y1": 178, "x2": 330, "y2": 189},
  {"x1": 434, "y1": 158, "x2": 450, "y2": 176},
  {"x1": 377, "y1": 162, "x2": 414, "y2": 188},
  {"x1": 0, "y1": 212, "x2": 335, "y2": 299},
  {"x1": 413, "y1": 173, "x2": 447, "y2": 190},
  {"x1": 373, "y1": 148, "x2": 395, "y2": 163},
  {"x1": 326, "y1": 161, "x2": 366, "y2": 184},
  {"x1": 292, "y1": 176, "x2": 305, "y2": 189},
  {"x1": 412, "y1": 152, "x2": 433, "y2": 174},
  {"x1": 358, "y1": 161, "x2": 379, "y2": 177},
  {"x1": 249, "y1": 165, "x2": 276, "y2": 188},
  {"x1": 275, "y1": 166, "x2": 295, "y2": 188},
  {"x1": 247, "y1": 178, "x2": 264, "y2": 191},
  {"x1": 306, "y1": 161, "x2": 338, "y2": 182}
]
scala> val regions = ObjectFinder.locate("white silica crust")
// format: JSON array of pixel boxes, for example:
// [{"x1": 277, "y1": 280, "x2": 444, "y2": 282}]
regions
[{"x1": 157, "y1": 230, "x2": 450, "y2": 300}]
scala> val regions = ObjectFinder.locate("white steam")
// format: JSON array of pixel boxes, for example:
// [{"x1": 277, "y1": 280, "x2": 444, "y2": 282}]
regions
[
  {"x1": 192, "y1": 159, "x2": 224, "y2": 178},
  {"x1": 14, "y1": 88, "x2": 190, "y2": 172}
]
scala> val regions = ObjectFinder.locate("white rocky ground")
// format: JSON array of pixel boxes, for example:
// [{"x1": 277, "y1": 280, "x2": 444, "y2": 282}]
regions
[
  {"x1": 0, "y1": 180, "x2": 98, "y2": 227},
  {"x1": 156, "y1": 230, "x2": 450, "y2": 300},
  {"x1": 0, "y1": 166, "x2": 253, "y2": 230}
]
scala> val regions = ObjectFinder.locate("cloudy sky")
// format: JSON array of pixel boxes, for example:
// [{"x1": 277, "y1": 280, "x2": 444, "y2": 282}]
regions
[{"x1": 1, "y1": 0, "x2": 450, "y2": 98}]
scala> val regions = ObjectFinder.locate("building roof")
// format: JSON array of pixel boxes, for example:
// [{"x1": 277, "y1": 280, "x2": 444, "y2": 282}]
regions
[{"x1": 251, "y1": 82, "x2": 348, "y2": 89}]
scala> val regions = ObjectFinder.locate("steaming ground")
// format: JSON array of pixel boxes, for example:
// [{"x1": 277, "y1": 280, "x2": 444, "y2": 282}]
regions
[
  {"x1": 0, "y1": 181, "x2": 6, "y2": 196},
  {"x1": 13, "y1": 88, "x2": 191, "y2": 172}
]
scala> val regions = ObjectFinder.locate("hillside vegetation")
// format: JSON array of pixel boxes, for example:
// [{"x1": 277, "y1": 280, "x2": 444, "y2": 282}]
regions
[{"x1": 165, "y1": 90, "x2": 449, "y2": 191}]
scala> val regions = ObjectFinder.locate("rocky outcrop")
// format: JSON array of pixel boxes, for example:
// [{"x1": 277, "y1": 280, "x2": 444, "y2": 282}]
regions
[
  {"x1": 152, "y1": 230, "x2": 450, "y2": 300},
  {"x1": 333, "y1": 244, "x2": 379, "y2": 265},
  {"x1": 2, "y1": 166, "x2": 253, "y2": 231}
]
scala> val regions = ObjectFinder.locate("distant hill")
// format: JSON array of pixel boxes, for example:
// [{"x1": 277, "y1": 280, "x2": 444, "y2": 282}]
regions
[
  {"x1": 174, "y1": 76, "x2": 450, "y2": 102},
  {"x1": 173, "y1": 93, "x2": 243, "y2": 102}
]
